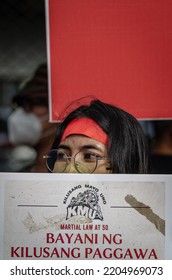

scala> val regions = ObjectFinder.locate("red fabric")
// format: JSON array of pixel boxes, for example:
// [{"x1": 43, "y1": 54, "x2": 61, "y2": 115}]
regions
[
  {"x1": 61, "y1": 118, "x2": 108, "y2": 145},
  {"x1": 46, "y1": 0, "x2": 172, "y2": 121}
]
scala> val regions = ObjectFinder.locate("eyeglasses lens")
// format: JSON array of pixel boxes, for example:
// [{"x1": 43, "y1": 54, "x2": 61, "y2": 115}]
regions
[
  {"x1": 46, "y1": 150, "x2": 97, "y2": 173},
  {"x1": 75, "y1": 152, "x2": 97, "y2": 173},
  {"x1": 45, "y1": 150, "x2": 66, "y2": 172}
]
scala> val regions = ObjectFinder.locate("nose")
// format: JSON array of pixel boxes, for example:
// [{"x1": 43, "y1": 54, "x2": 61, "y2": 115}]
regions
[{"x1": 65, "y1": 162, "x2": 78, "y2": 173}]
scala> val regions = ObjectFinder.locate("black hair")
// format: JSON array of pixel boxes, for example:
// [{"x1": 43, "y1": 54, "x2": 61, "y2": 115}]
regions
[{"x1": 52, "y1": 99, "x2": 150, "y2": 174}]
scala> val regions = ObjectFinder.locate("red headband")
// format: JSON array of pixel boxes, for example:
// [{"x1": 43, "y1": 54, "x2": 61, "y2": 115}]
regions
[{"x1": 61, "y1": 118, "x2": 108, "y2": 145}]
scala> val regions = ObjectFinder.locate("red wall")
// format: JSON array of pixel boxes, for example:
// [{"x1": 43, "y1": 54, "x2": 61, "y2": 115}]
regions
[{"x1": 46, "y1": 0, "x2": 172, "y2": 121}]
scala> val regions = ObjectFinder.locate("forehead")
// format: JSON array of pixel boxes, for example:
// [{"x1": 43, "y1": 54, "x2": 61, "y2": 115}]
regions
[{"x1": 59, "y1": 134, "x2": 107, "y2": 152}]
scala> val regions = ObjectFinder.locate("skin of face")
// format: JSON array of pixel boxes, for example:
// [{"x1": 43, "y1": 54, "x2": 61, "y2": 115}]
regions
[{"x1": 53, "y1": 134, "x2": 111, "y2": 174}]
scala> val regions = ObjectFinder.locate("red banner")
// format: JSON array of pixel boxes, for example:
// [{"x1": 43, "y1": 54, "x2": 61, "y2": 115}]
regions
[{"x1": 46, "y1": 0, "x2": 172, "y2": 121}]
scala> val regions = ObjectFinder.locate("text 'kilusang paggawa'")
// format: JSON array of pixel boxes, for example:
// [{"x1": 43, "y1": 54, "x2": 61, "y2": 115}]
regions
[{"x1": 11, "y1": 232, "x2": 157, "y2": 259}]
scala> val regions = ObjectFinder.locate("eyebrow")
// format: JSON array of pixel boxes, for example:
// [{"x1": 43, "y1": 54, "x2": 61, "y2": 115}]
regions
[
  {"x1": 57, "y1": 144, "x2": 104, "y2": 152},
  {"x1": 57, "y1": 144, "x2": 71, "y2": 151}
]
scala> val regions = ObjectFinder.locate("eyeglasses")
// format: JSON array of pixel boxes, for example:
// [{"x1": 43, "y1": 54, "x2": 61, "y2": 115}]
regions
[{"x1": 43, "y1": 150, "x2": 110, "y2": 173}]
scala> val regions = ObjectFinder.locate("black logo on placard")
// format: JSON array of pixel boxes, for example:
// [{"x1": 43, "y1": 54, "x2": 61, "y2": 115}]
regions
[{"x1": 66, "y1": 190, "x2": 103, "y2": 221}]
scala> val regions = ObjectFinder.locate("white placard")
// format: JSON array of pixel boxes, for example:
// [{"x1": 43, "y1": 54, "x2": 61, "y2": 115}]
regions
[{"x1": 0, "y1": 173, "x2": 171, "y2": 259}]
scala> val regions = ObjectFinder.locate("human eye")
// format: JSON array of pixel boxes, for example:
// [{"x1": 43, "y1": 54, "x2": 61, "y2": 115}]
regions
[
  {"x1": 83, "y1": 152, "x2": 99, "y2": 162},
  {"x1": 56, "y1": 151, "x2": 67, "y2": 161}
]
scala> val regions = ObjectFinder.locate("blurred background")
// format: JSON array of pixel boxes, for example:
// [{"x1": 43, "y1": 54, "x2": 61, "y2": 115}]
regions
[
  {"x1": 0, "y1": 0, "x2": 48, "y2": 172},
  {"x1": 0, "y1": 0, "x2": 171, "y2": 173}
]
